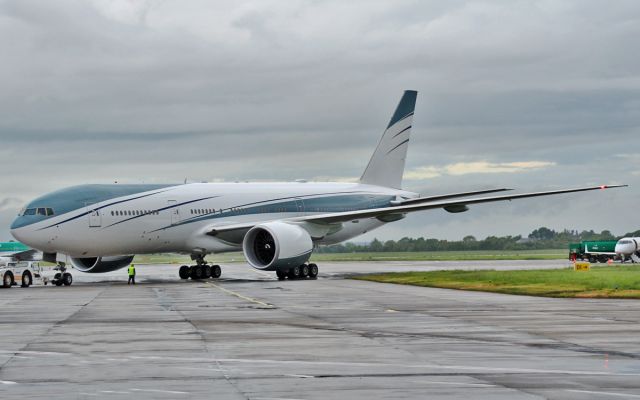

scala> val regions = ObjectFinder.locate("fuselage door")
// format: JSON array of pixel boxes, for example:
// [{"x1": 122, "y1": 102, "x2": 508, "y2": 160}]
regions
[
  {"x1": 87, "y1": 207, "x2": 101, "y2": 227},
  {"x1": 168, "y1": 200, "x2": 180, "y2": 225}
]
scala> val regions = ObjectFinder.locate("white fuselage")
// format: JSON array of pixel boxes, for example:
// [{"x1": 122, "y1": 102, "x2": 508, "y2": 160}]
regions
[
  {"x1": 615, "y1": 237, "x2": 640, "y2": 259},
  {"x1": 11, "y1": 182, "x2": 415, "y2": 258}
]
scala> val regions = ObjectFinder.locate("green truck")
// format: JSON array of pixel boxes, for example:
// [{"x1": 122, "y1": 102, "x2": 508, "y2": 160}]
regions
[{"x1": 569, "y1": 241, "x2": 618, "y2": 263}]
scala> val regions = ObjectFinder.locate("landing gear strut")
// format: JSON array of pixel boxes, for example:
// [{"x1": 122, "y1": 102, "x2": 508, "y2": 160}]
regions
[
  {"x1": 277, "y1": 263, "x2": 318, "y2": 281},
  {"x1": 179, "y1": 254, "x2": 222, "y2": 281}
]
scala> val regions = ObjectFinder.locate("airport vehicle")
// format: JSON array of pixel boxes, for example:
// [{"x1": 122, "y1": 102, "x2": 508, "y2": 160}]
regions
[
  {"x1": 615, "y1": 237, "x2": 640, "y2": 262},
  {"x1": 569, "y1": 241, "x2": 618, "y2": 263},
  {"x1": 0, "y1": 261, "x2": 73, "y2": 288},
  {"x1": 10, "y1": 91, "x2": 626, "y2": 281}
]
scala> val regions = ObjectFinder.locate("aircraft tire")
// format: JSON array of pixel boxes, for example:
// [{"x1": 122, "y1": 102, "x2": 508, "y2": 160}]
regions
[
  {"x1": 308, "y1": 263, "x2": 318, "y2": 279},
  {"x1": 300, "y1": 264, "x2": 309, "y2": 278},
  {"x1": 203, "y1": 265, "x2": 212, "y2": 279},
  {"x1": 54, "y1": 273, "x2": 63, "y2": 286},
  {"x1": 63, "y1": 273, "x2": 73, "y2": 286},
  {"x1": 211, "y1": 265, "x2": 222, "y2": 279},
  {"x1": 190, "y1": 265, "x2": 204, "y2": 280},
  {"x1": 287, "y1": 265, "x2": 301, "y2": 280},
  {"x1": 21, "y1": 271, "x2": 32, "y2": 287},
  {"x1": 2, "y1": 272, "x2": 13, "y2": 288},
  {"x1": 276, "y1": 270, "x2": 287, "y2": 280},
  {"x1": 179, "y1": 265, "x2": 190, "y2": 279}
]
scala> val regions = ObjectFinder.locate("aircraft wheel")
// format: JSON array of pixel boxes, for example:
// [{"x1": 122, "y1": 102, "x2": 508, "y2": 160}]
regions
[
  {"x1": 21, "y1": 271, "x2": 32, "y2": 287},
  {"x1": 308, "y1": 263, "x2": 318, "y2": 279},
  {"x1": 179, "y1": 265, "x2": 190, "y2": 279},
  {"x1": 300, "y1": 264, "x2": 309, "y2": 278},
  {"x1": 203, "y1": 265, "x2": 212, "y2": 279},
  {"x1": 211, "y1": 265, "x2": 222, "y2": 279},
  {"x1": 54, "y1": 273, "x2": 63, "y2": 286},
  {"x1": 276, "y1": 270, "x2": 287, "y2": 280},
  {"x1": 63, "y1": 273, "x2": 73, "y2": 286},
  {"x1": 190, "y1": 265, "x2": 204, "y2": 280},
  {"x1": 2, "y1": 272, "x2": 13, "y2": 288},
  {"x1": 287, "y1": 265, "x2": 301, "y2": 280}
]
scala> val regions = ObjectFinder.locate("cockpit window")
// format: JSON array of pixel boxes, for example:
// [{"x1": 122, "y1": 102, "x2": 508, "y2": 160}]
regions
[{"x1": 19, "y1": 207, "x2": 54, "y2": 217}]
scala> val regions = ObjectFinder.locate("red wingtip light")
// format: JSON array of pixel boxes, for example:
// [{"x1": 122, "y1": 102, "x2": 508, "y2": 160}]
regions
[{"x1": 600, "y1": 185, "x2": 606, "y2": 190}]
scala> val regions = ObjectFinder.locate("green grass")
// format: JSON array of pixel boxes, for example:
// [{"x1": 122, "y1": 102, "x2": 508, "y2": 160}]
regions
[
  {"x1": 354, "y1": 266, "x2": 640, "y2": 298},
  {"x1": 132, "y1": 249, "x2": 567, "y2": 265},
  {"x1": 310, "y1": 249, "x2": 566, "y2": 262}
]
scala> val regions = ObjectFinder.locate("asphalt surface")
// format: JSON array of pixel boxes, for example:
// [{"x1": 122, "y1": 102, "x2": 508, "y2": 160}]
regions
[{"x1": 1, "y1": 261, "x2": 640, "y2": 399}]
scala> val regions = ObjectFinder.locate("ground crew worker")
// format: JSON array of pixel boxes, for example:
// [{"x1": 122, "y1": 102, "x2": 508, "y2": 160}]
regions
[{"x1": 128, "y1": 264, "x2": 136, "y2": 285}]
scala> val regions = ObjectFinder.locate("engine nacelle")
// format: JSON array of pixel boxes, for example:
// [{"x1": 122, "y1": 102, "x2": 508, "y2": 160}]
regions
[
  {"x1": 242, "y1": 221, "x2": 313, "y2": 271},
  {"x1": 70, "y1": 255, "x2": 135, "y2": 273}
]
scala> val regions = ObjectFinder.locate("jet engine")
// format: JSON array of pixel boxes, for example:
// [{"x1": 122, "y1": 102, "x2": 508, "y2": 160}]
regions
[
  {"x1": 242, "y1": 221, "x2": 313, "y2": 271},
  {"x1": 70, "y1": 255, "x2": 135, "y2": 273}
]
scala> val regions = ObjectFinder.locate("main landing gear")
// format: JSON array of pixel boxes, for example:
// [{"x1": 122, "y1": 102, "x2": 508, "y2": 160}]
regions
[
  {"x1": 276, "y1": 263, "x2": 319, "y2": 281},
  {"x1": 179, "y1": 254, "x2": 222, "y2": 280}
]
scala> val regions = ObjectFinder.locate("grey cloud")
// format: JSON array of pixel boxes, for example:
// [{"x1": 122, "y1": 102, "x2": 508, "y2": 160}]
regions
[{"x1": 0, "y1": 0, "x2": 639, "y2": 240}]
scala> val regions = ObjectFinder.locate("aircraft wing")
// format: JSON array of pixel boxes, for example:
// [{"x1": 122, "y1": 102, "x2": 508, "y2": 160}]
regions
[
  {"x1": 297, "y1": 184, "x2": 626, "y2": 224},
  {"x1": 206, "y1": 184, "x2": 626, "y2": 239},
  {"x1": 394, "y1": 188, "x2": 512, "y2": 205}
]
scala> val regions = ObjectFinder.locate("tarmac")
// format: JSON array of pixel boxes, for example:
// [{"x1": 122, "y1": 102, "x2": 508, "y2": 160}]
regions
[{"x1": 1, "y1": 260, "x2": 640, "y2": 399}]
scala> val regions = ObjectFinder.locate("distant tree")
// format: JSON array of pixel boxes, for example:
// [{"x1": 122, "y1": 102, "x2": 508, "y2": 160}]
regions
[
  {"x1": 529, "y1": 227, "x2": 556, "y2": 241},
  {"x1": 370, "y1": 238, "x2": 383, "y2": 252}
]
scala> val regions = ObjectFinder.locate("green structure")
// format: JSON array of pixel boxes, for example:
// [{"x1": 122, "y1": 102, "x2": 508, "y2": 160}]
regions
[
  {"x1": 0, "y1": 241, "x2": 30, "y2": 254},
  {"x1": 569, "y1": 241, "x2": 618, "y2": 263}
]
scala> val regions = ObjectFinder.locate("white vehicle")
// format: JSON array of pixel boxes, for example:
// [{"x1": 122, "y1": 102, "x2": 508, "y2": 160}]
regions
[
  {"x1": 615, "y1": 238, "x2": 640, "y2": 262},
  {"x1": 10, "y1": 90, "x2": 626, "y2": 281},
  {"x1": 0, "y1": 261, "x2": 73, "y2": 288}
]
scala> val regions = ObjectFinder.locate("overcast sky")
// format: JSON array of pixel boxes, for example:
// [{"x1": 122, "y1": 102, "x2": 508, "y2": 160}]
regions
[{"x1": 1, "y1": 0, "x2": 638, "y2": 242}]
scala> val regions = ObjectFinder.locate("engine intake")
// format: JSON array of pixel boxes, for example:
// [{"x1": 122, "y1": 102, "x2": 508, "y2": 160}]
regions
[
  {"x1": 242, "y1": 222, "x2": 313, "y2": 271},
  {"x1": 70, "y1": 255, "x2": 135, "y2": 273}
]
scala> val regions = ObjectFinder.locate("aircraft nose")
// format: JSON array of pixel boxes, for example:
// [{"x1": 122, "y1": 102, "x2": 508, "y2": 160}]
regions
[
  {"x1": 615, "y1": 243, "x2": 631, "y2": 254},
  {"x1": 10, "y1": 216, "x2": 22, "y2": 231}
]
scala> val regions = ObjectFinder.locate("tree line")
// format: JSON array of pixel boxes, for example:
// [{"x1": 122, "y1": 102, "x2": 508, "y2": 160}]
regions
[{"x1": 316, "y1": 227, "x2": 640, "y2": 253}]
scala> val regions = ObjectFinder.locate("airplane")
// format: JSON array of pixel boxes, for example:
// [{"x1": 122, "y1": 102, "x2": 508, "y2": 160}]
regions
[
  {"x1": 615, "y1": 237, "x2": 640, "y2": 262},
  {"x1": 10, "y1": 90, "x2": 626, "y2": 281}
]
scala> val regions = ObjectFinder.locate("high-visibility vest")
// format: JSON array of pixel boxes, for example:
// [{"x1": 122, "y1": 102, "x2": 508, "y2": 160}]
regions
[{"x1": 128, "y1": 265, "x2": 135, "y2": 276}]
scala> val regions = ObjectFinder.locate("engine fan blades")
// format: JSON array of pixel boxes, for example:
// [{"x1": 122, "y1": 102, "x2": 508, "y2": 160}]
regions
[{"x1": 254, "y1": 230, "x2": 276, "y2": 265}]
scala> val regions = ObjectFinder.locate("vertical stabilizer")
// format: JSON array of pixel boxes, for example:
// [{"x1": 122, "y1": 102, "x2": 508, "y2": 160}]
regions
[{"x1": 360, "y1": 90, "x2": 417, "y2": 189}]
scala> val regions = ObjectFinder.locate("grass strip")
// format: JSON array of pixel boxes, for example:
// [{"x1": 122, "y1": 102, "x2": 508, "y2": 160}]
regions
[{"x1": 354, "y1": 266, "x2": 640, "y2": 298}]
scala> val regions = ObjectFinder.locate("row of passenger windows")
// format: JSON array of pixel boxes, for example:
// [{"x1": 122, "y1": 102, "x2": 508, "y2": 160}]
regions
[
  {"x1": 110, "y1": 210, "x2": 159, "y2": 217},
  {"x1": 20, "y1": 207, "x2": 55, "y2": 216},
  {"x1": 191, "y1": 208, "x2": 215, "y2": 215}
]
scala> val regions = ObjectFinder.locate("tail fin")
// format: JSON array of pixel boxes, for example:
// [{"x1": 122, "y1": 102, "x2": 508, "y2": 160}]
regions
[{"x1": 360, "y1": 90, "x2": 417, "y2": 189}]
